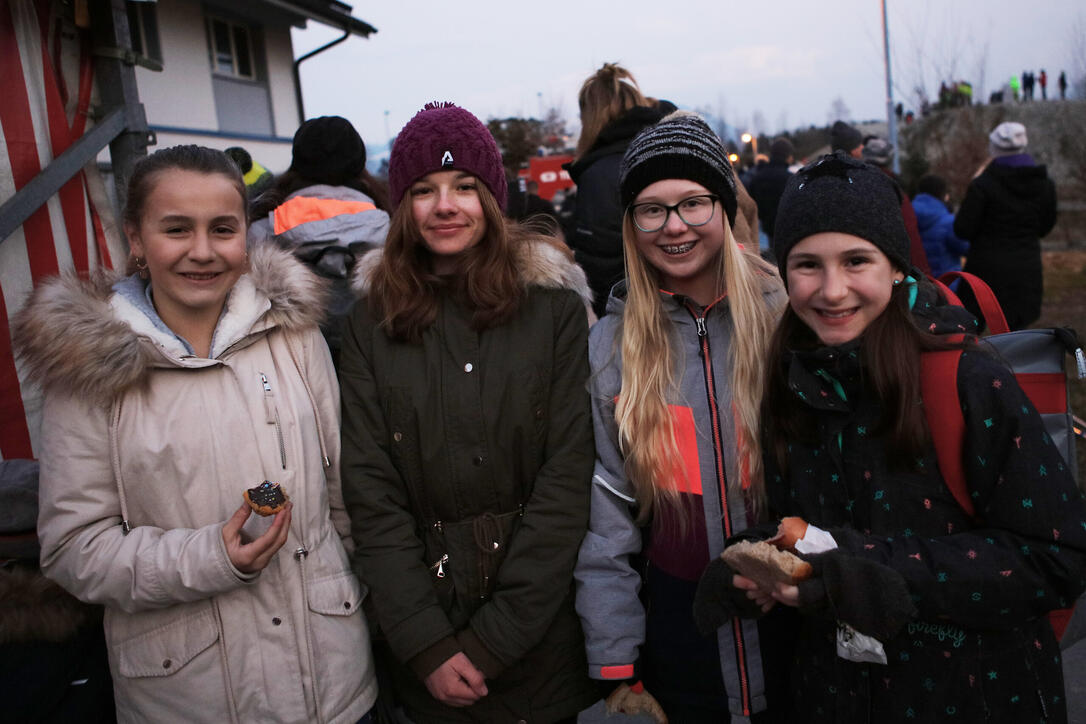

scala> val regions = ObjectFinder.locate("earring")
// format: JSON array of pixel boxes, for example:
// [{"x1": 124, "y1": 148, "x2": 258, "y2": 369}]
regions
[
  {"x1": 892, "y1": 278, "x2": 902, "y2": 286},
  {"x1": 135, "y1": 257, "x2": 149, "y2": 280}
]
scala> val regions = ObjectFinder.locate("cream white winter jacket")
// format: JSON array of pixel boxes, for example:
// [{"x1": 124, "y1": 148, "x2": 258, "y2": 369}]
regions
[{"x1": 14, "y1": 244, "x2": 376, "y2": 724}]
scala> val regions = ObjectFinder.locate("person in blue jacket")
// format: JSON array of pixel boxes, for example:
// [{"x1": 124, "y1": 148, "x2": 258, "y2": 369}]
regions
[{"x1": 911, "y1": 174, "x2": 969, "y2": 279}]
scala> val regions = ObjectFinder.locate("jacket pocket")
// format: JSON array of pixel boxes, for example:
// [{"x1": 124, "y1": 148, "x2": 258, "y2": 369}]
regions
[
  {"x1": 307, "y1": 570, "x2": 366, "y2": 616},
  {"x1": 115, "y1": 607, "x2": 220, "y2": 678}
]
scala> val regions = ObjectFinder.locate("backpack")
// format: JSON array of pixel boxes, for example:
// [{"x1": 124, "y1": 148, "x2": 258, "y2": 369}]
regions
[{"x1": 921, "y1": 270, "x2": 1085, "y2": 640}]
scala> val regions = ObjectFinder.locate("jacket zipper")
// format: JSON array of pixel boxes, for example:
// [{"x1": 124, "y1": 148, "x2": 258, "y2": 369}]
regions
[
  {"x1": 260, "y1": 372, "x2": 287, "y2": 469},
  {"x1": 685, "y1": 302, "x2": 753, "y2": 716},
  {"x1": 293, "y1": 544, "x2": 325, "y2": 724}
]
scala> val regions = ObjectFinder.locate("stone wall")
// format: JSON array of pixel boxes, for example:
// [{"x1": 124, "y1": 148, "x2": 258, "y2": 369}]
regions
[{"x1": 901, "y1": 100, "x2": 1086, "y2": 247}]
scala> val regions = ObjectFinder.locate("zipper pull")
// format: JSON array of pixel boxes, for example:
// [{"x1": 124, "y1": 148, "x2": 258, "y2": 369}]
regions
[
  {"x1": 1075, "y1": 347, "x2": 1086, "y2": 380},
  {"x1": 431, "y1": 553, "x2": 448, "y2": 578},
  {"x1": 259, "y1": 372, "x2": 275, "y2": 423},
  {"x1": 695, "y1": 317, "x2": 708, "y2": 337}
]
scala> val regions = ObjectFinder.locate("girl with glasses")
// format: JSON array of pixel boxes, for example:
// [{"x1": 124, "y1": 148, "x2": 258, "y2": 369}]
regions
[{"x1": 574, "y1": 111, "x2": 790, "y2": 722}]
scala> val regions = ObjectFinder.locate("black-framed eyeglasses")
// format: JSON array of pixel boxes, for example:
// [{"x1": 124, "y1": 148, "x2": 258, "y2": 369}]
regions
[{"x1": 629, "y1": 194, "x2": 718, "y2": 233}]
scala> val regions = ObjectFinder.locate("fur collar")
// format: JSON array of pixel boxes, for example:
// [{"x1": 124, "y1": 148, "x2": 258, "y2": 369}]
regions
[
  {"x1": 350, "y1": 237, "x2": 594, "y2": 312},
  {"x1": 0, "y1": 564, "x2": 99, "y2": 644},
  {"x1": 13, "y1": 244, "x2": 327, "y2": 404}
]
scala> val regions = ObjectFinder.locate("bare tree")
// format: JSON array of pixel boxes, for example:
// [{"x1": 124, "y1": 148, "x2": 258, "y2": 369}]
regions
[
  {"x1": 777, "y1": 110, "x2": 789, "y2": 135},
  {"x1": 540, "y1": 104, "x2": 570, "y2": 153}
]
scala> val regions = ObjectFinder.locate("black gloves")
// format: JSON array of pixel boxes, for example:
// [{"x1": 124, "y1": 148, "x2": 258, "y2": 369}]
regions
[
  {"x1": 693, "y1": 557, "x2": 769, "y2": 636},
  {"x1": 798, "y1": 549, "x2": 918, "y2": 642}
]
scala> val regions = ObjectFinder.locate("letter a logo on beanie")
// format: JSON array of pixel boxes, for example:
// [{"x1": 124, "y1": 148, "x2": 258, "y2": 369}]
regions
[{"x1": 441, "y1": 150, "x2": 454, "y2": 167}]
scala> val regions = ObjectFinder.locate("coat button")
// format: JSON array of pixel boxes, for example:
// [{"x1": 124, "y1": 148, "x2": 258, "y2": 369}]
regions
[
  {"x1": 272, "y1": 617, "x2": 282, "y2": 626},
  {"x1": 162, "y1": 659, "x2": 172, "y2": 669},
  {"x1": 344, "y1": 601, "x2": 351, "y2": 610},
  {"x1": 473, "y1": 455, "x2": 485, "y2": 466},
  {"x1": 393, "y1": 432, "x2": 402, "y2": 442},
  {"x1": 464, "y1": 362, "x2": 473, "y2": 372},
  {"x1": 535, "y1": 408, "x2": 544, "y2": 419}
]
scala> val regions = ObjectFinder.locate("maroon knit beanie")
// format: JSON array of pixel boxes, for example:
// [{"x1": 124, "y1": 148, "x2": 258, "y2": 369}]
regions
[{"x1": 388, "y1": 102, "x2": 507, "y2": 211}]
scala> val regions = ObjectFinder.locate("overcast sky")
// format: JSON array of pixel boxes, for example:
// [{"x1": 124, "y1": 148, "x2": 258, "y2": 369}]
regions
[{"x1": 292, "y1": 0, "x2": 1084, "y2": 154}]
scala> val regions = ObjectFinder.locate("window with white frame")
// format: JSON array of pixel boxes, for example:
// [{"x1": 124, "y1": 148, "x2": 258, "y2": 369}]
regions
[{"x1": 206, "y1": 16, "x2": 255, "y2": 80}]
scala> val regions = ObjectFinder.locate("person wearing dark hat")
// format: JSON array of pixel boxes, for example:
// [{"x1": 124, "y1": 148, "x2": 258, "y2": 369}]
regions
[
  {"x1": 830, "y1": 120, "x2": 863, "y2": 158},
  {"x1": 954, "y1": 121, "x2": 1057, "y2": 330},
  {"x1": 693, "y1": 150, "x2": 1086, "y2": 724},
  {"x1": 861, "y1": 137, "x2": 932, "y2": 275},
  {"x1": 747, "y1": 136, "x2": 795, "y2": 248},
  {"x1": 248, "y1": 116, "x2": 391, "y2": 364},
  {"x1": 575, "y1": 110, "x2": 790, "y2": 722},
  {"x1": 339, "y1": 102, "x2": 598, "y2": 724}
]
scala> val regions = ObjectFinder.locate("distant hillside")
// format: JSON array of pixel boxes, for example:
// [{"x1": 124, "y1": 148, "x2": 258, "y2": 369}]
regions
[{"x1": 901, "y1": 101, "x2": 1086, "y2": 247}]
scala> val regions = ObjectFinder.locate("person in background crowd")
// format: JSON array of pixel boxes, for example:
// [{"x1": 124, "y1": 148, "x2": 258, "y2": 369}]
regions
[
  {"x1": 14, "y1": 145, "x2": 377, "y2": 723},
  {"x1": 1039, "y1": 69, "x2": 1048, "y2": 100},
  {"x1": 1059, "y1": 70, "x2": 1068, "y2": 100},
  {"x1": 339, "y1": 102, "x2": 598, "y2": 724},
  {"x1": 506, "y1": 174, "x2": 559, "y2": 223},
  {"x1": 0, "y1": 459, "x2": 114, "y2": 722},
  {"x1": 911, "y1": 174, "x2": 969, "y2": 280},
  {"x1": 861, "y1": 137, "x2": 931, "y2": 275},
  {"x1": 249, "y1": 116, "x2": 391, "y2": 364},
  {"x1": 747, "y1": 137, "x2": 795, "y2": 251},
  {"x1": 225, "y1": 145, "x2": 273, "y2": 197},
  {"x1": 830, "y1": 120, "x2": 863, "y2": 159},
  {"x1": 575, "y1": 111, "x2": 790, "y2": 722},
  {"x1": 566, "y1": 63, "x2": 669, "y2": 318},
  {"x1": 954, "y1": 121, "x2": 1057, "y2": 331},
  {"x1": 695, "y1": 151, "x2": 1086, "y2": 724}
]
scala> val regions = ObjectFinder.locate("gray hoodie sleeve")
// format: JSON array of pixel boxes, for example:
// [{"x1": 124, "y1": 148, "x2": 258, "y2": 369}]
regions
[{"x1": 573, "y1": 317, "x2": 646, "y2": 680}]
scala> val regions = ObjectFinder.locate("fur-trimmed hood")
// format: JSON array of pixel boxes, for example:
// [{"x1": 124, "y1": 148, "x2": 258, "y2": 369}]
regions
[
  {"x1": 349, "y1": 237, "x2": 595, "y2": 314},
  {"x1": 13, "y1": 243, "x2": 327, "y2": 405}
]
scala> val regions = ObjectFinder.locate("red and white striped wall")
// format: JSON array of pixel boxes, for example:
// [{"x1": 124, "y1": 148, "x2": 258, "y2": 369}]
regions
[{"x1": 1, "y1": 0, "x2": 125, "y2": 461}]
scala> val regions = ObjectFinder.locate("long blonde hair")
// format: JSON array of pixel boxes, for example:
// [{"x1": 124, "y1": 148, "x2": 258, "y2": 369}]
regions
[
  {"x1": 615, "y1": 213, "x2": 785, "y2": 523},
  {"x1": 576, "y1": 63, "x2": 650, "y2": 157}
]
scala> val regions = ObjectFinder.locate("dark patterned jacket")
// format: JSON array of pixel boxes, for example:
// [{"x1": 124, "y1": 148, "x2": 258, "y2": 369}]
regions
[{"x1": 766, "y1": 297, "x2": 1086, "y2": 723}]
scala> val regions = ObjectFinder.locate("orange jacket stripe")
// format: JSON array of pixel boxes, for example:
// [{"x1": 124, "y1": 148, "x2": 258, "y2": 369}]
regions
[{"x1": 272, "y1": 196, "x2": 377, "y2": 236}]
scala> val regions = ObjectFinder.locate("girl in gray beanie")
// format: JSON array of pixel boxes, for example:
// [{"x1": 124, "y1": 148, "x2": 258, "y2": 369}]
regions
[{"x1": 575, "y1": 110, "x2": 791, "y2": 722}]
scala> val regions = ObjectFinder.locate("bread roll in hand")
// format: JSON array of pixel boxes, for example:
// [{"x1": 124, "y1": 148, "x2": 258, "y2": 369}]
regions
[{"x1": 721, "y1": 539, "x2": 812, "y2": 593}]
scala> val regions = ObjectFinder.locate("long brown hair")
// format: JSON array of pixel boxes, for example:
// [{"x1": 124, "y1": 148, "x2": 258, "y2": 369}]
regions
[
  {"x1": 764, "y1": 280, "x2": 965, "y2": 474},
  {"x1": 576, "y1": 63, "x2": 651, "y2": 157},
  {"x1": 367, "y1": 180, "x2": 523, "y2": 342}
]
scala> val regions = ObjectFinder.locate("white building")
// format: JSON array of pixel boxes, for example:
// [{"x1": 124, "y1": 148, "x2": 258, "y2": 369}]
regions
[{"x1": 113, "y1": 0, "x2": 375, "y2": 172}]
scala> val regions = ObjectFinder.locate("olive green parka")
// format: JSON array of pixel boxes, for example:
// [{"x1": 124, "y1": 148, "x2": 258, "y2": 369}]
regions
[{"x1": 340, "y1": 239, "x2": 598, "y2": 723}]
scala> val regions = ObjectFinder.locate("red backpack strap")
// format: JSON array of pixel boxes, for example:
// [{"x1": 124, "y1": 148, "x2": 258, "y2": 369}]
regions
[
  {"x1": 921, "y1": 348, "x2": 976, "y2": 519},
  {"x1": 937, "y1": 271, "x2": 1010, "y2": 334}
]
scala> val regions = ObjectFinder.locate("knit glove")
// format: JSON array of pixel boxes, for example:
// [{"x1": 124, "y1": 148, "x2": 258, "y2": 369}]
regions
[
  {"x1": 692, "y1": 557, "x2": 767, "y2": 636},
  {"x1": 606, "y1": 681, "x2": 668, "y2": 724},
  {"x1": 691, "y1": 523, "x2": 783, "y2": 635},
  {"x1": 797, "y1": 549, "x2": 917, "y2": 642}
]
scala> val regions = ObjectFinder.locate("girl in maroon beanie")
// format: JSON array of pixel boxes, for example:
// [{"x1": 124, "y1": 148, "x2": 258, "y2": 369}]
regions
[{"x1": 338, "y1": 102, "x2": 598, "y2": 723}]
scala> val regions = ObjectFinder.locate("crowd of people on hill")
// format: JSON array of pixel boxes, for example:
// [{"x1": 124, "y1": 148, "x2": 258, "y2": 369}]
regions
[{"x1": 5, "y1": 60, "x2": 1081, "y2": 724}]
